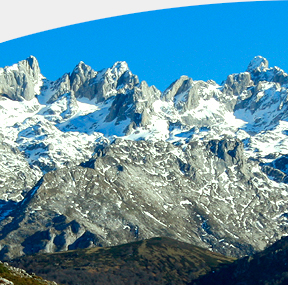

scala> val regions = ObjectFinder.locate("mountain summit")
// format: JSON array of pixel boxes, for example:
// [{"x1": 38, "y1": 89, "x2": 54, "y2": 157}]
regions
[{"x1": 0, "y1": 56, "x2": 288, "y2": 260}]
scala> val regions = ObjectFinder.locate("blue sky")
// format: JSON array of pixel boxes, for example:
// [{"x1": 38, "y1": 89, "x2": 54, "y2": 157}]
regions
[{"x1": 0, "y1": 1, "x2": 287, "y2": 91}]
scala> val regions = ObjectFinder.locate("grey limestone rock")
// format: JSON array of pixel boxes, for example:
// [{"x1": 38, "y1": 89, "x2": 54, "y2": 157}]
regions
[
  {"x1": 247, "y1": 56, "x2": 288, "y2": 85},
  {"x1": 105, "y1": 80, "x2": 161, "y2": 133},
  {"x1": 163, "y1": 75, "x2": 201, "y2": 112},
  {"x1": 46, "y1": 73, "x2": 71, "y2": 104},
  {"x1": 90, "y1": 61, "x2": 139, "y2": 103},
  {"x1": 41, "y1": 61, "x2": 140, "y2": 105},
  {"x1": 163, "y1": 75, "x2": 193, "y2": 102},
  {"x1": 0, "y1": 138, "x2": 40, "y2": 202},
  {"x1": 247, "y1": 55, "x2": 269, "y2": 73},
  {"x1": 0, "y1": 277, "x2": 14, "y2": 285},
  {"x1": 0, "y1": 56, "x2": 42, "y2": 101},
  {"x1": 0, "y1": 138, "x2": 287, "y2": 260},
  {"x1": 262, "y1": 155, "x2": 288, "y2": 183},
  {"x1": 224, "y1": 72, "x2": 253, "y2": 97},
  {"x1": 70, "y1": 61, "x2": 97, "y2": 101}
]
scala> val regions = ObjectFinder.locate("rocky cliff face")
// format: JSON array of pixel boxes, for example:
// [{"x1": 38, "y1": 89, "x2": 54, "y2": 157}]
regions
[
  {"x1": 0, "y1": 56, "x2": 43, "y2": 101},
  {"x1": 0, "y1": 55, "x2": 288, "y2": 260}
]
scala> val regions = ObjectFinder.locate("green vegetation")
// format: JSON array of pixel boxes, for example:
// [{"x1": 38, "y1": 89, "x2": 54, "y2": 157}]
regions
[
  {"x1": 194, "y1": 236, "x2": 288, "y2": 285},
  {"x1": 0, "y1": 262, "x2": 54, "y2": 285},
  {"x1": 12, "y1": 237, "x2": 234, "y2": 285}
]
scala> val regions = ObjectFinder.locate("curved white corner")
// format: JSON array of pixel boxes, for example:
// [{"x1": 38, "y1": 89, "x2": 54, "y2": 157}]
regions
[{"x1": 1, "y1": 0, "x2": 259, "y2": 43}]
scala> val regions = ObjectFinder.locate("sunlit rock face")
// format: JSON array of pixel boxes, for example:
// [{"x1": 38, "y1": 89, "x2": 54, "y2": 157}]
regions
[{"x1": 1, "y1": 56, "x2": 288, "y2": 260}]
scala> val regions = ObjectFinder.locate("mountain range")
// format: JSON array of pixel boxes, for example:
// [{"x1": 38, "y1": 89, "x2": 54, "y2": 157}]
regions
[{"x1": 0, "y1": 55, "x2": 288, "y2": 261}]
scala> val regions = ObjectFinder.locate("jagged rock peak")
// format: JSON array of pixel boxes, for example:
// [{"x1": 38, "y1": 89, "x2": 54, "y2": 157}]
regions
[
  {"x1": 246, "y1": 55, "x2": 269, "y2": 73},
  {"x1": 245, "y1": 56, "x2": 288, "y2": 85},
  {"x1": 0, "y1": 55, "x2": 43, "y2": 101},
  {"x1": 110, "y1": 61, "x2": 130, "y2": 77},
  {"x1": 163, "y1": 75, "x2": 193, "y2": 101},
  {"x1": 104, "y1": 61, "x2": 140, "y2": 87},
  {"x1": 93, "y1": 61, "x2": 140, "y2": 100},
  {"x1": 24, "y1": 55, "x2": 40, "y2": 70},
  {"x1": 70, "y1": 61, "x2": 96, "y2": 78},
  {"x1": 2, "y1": 55, "x2": 41, "y2": 76},
  {"x1": 70, "y1": 61, "x2": 97, "y2": 97}
]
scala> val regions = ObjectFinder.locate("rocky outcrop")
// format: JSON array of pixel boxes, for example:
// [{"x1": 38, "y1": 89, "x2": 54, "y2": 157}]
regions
[
  {"x1": 163, "y1": 76, "x2": 193, "y2": 101},
  {"x1": 247, "y1": 55, "x2": 288, "y2": 85},
  {"x1": 0, "y1": 260, "x2": 57, "y2": 285},
  {"x1": 0, "y1": 137, "x2": 40, "y2": 201},
  {"x1": 105, "y1": 80, "x2": 161, "y2": 133},
  {"x1": 223, "y1": 72, "x2": 253, "y2": 99},
  {"x1": 0, "y1": 56, "x2": 43, "y2": 101},
  {"x1": 246, "y1": 55, "x2": 269, "y2": 74},
  {"x1": 261, "y1": 155, "x2": 288, "y2": 184},
  {"x1": 163, "y1": 76, "x2": 203, "y2": 112},
  {"x1": 70, "y1": 61, "x2": 97, "y2": 99},
  {"x1": 71, "y1": 61, "x2": 140, "y2": 103},
  {"x1": 208, "y1": 138, "x2": 247, "y2": 171}
]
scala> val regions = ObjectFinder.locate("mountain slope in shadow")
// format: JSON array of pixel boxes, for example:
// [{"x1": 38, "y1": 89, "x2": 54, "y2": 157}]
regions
[{"x1": 193, "y1": 235, "x2": 288, "y2": 285}]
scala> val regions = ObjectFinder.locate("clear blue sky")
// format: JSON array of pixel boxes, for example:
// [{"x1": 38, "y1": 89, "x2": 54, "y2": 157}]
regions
[{"x1": 0, "y1": 1, "x2": 287, "y2": 91}]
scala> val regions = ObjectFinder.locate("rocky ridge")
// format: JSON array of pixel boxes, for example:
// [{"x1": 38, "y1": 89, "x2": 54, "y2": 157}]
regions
[
  {"x1": 0, "y1": 55, "x2": 288, "y2": 259},
  {"x1": 11, "y1": 237, "x2": 234, "y2": 285}
]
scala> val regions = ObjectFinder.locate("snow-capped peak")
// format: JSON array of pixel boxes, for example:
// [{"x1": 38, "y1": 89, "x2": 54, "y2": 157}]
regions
[
  {"x1": 0, "y1": 55, "x2": 44, "y2": 101},
  {"x1": 3, "y1": 55, "x2": 41, "y2": 76},
  {"x1": 25, "y1": 55, "x2": 40, "y2": 70},
  {"x1": 247, "y1": 55, "x2": 269, "y2": 73},
  {"x1": 110, "y1": 61, "x2": 130, "y2": 78},
  {"x1": 71, "y1": 61, "x2": 96, "y2": 77}
]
